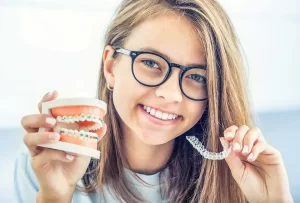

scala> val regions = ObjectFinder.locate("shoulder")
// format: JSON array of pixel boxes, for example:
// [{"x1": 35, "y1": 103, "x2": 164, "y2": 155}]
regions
[
  {"x1": 13, "y1": 152, "x2": 39, "y2": 203},
  {"x1": 14, "y1": 152, "x2": 39, "y2": 188}
]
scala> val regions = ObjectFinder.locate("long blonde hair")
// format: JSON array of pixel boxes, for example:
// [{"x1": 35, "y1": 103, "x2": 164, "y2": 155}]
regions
[{"x1": 80, "y1": 0, "x2": 253, "y2": 202}]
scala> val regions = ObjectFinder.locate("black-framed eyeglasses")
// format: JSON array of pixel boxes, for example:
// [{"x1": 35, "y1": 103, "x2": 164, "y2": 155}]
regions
[{"x1": 113, "y1": 46, "x2": 208, "y2": 101}]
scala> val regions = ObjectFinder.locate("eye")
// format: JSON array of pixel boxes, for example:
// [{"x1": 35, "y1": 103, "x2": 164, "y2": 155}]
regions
[
  {"x1": 188, "y1": 74, "x2": 206, "y2": 83},
  {"x1": 142, "y1": 60, "x2": 159, "y2": 69}
]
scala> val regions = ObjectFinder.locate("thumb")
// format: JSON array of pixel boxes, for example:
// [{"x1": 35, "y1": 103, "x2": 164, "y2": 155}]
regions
[
  {"x1": 220, "y1": 137, "x2": 245, "y2": 183},
  {"x1": 38, "y1": 91, "x2": 58, "y2": 113}
]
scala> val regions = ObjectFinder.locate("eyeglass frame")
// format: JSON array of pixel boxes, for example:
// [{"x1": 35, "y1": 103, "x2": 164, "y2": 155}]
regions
[{"x1": 112, "y1": 46, "x2": 208, "y2": 101}]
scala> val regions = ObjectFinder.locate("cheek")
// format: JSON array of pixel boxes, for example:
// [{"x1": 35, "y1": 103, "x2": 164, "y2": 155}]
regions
[
  {"x1": 112, "y1": 83, "x2": 132, "y2": 121},
  {"x1": 187, "y1": 101, "x2": 207, "y2": 126},
  {"x1": 112, "y1": 62, "x2": 150, "y2": 107},
  {"x1": 113, "y1": 64, "x2": 133, "y2": 102},
  {"x1": 111, "y1": 65, "x2": 141, "y2": 120}
]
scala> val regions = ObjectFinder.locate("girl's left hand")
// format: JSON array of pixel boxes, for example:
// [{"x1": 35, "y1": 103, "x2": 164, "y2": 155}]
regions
[{"x1": 221, "y1": 125, "x2": 294, "y2": 203}]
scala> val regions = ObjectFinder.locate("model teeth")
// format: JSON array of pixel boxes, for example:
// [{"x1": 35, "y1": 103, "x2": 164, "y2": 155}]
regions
[
  {"x1": 57, "y1": 114, "x2": 103, "y2": 125},
  {"x1": 54, "y1": 126, "x2": 98, "y2": 141},
  {"x1": 143, "y1": 105, "x2": 178, "y2": 120},
  {"x1": 80, "y1": 122, "x2": 103, "y2": 131},
  {"x1": 54, "y1": 113, "x2": 104, "y2": 142}
]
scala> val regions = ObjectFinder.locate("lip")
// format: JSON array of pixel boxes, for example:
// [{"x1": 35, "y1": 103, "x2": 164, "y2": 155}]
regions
[{"x1": 138, "y1": 104, "x2": 181, "y2": 126}]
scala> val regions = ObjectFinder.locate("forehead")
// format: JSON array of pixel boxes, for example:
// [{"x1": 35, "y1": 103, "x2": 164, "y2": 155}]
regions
[{"x1": 124, "y1": 13, "x2": 206, "y2": 67}]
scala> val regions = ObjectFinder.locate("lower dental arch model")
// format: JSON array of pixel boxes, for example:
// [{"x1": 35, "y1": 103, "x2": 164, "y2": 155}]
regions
[
  {"x1": 38, "y1": 97, "x2": 107, "y2": 159},
  {"x1": 186, "y1": 136, "x2": 232, "y2": 160}
]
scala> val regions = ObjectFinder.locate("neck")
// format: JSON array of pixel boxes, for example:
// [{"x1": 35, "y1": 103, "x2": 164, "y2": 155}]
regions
[{"x1": 122, "y1": 128, "x2": 174, "y2": 175}]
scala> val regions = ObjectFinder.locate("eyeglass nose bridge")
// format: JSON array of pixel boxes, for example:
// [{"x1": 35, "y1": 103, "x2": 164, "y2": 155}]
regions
[
  {"x1": 169, "y1": 63, "x2": 188, "y2": 72},
  {"x1": 159, "y1": 63, "x2": 188, "y2": 99},
  {"x1": 163, "y1": 62, "x2": 188, "y2": 81}
]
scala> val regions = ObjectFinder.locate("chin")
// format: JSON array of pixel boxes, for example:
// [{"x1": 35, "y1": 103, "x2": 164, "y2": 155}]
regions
[{"x1": 137, "y1": 128, "x2": 176, "y2": 146}]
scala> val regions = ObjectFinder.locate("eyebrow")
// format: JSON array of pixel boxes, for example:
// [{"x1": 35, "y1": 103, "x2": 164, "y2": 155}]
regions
[{"x1": 138, "y1": 47, "x2": 207, "y2": 69}]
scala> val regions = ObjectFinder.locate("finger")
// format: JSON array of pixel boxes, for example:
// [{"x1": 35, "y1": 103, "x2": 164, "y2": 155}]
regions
[
  {"x1": 221, "y1": 137, "x2": 245, "y2": 183},
  {"x1": 241, "y1": 127, "x2": 260, "y2": 156},
  {"x1": 247, "y1": 141, "x2": 267, "y2": 162},
  {"x1": 21, "y1": 114, "x2": 57, "y2": 133},
  {"x1": 254, "y1": 144, "x2": 283, "y2": 164},
  {"x1": 224, "y1": 125, "x2": 239, "y2": 141},
  {"x1": 31, "y1": 148, "x2": 75, "y2": 170},
  {"x1": 232, "y1": 125, "x2": 249, "y2": 152},
  {"x1": 23, "y1": 131, "x2": 60, "y2": 156},
  {"x1": 38, "y1": 90, "x2": 58, "y2": 113}
]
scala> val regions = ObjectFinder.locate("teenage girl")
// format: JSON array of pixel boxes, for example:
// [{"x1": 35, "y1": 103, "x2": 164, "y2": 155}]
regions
[{"x1": 15, "y1": 0, "x2": 293, "y2": 202}]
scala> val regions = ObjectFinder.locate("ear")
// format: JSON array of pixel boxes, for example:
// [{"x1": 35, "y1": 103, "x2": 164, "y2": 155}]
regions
[{"x1": 103, "y1": 45, "x2": 116, "y2": 88}]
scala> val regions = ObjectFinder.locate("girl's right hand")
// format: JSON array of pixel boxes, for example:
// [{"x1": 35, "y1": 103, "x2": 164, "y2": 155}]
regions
[{"x1": 21, "y1": 91, "x2": 106, "y2": 203}]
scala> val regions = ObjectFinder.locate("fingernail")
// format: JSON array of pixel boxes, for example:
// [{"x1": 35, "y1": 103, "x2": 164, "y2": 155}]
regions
[
  {"x1": 49, "y1": 132, "x2": 60, "y2": 141},
  {"x1": 45, "y1": 91, "x2": 52, "y2": 98},
  {"x1": 46, "y1": 117, "x2": 56, "y2": 125},
  {"x1": 219, "y1": 137, "x2": 225, "y2": 146},
  {"x1": 226, "y1": 132, "x2": 234, "y2": 139},
  {"x1": 66, "y1": 154, "x2": 74, "y2": 161},
  {"x1": 248, "y1": 153, "x2": 253, "y2": 161},
  {"x1": 242, "y1": 145, "x2": 249, "y2": 153},
  {"x1": 47, "y1": 91, "x2": 55, "y2": 97},
  {"x1": 233, "y1": 143, "x2": 240, "y2": 151}
]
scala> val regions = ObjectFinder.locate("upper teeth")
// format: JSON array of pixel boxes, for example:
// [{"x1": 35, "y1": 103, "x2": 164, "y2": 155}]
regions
[
  {"x1": 56, "y1": 114, "x2": 104, "y2": 126},
  {"x1": 143, "y1": 105, "x2": 178, "y2": 120}
]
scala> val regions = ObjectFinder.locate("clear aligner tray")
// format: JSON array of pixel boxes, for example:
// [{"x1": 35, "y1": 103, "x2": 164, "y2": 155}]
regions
[{"x1": 186, "y1": 136, "x2": 232, "y2": 160}]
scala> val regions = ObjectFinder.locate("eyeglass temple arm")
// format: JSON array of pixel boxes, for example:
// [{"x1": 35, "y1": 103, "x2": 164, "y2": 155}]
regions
[{"x1": 113, "y1": 46, "x2": 131, "y2": 56}]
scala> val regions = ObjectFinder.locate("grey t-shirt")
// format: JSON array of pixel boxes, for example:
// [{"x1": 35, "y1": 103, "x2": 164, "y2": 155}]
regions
[{"x1": 13, "y1": 152, "x2": 166, "y2": 203}]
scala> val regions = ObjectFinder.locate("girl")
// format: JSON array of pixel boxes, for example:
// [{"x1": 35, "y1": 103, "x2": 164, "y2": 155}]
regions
[{"x1": 16, "y1": 0, "x2": 293, "y2": 202}]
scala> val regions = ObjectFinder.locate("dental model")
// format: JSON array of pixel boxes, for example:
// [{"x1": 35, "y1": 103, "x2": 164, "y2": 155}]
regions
[
  {"x1": 38, "y1": 97, "x2": 107, "y2": 159},
  {"x1": 186, "y1": 136, "x2": 232, "y2": 160}
]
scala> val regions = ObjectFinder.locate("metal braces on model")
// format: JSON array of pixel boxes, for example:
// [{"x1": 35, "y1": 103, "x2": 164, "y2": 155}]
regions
[
  {"x1": 38, "y1": 97, "x2": 107, "y2": 159},
  {"x1": 186, "y1": 135, "x2": 232, "y2": 160}
]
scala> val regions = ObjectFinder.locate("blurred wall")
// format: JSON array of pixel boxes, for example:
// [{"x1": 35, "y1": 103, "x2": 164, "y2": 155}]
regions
[{"x1": 0, "y1": 0, "x2": 299, "y2": 128}]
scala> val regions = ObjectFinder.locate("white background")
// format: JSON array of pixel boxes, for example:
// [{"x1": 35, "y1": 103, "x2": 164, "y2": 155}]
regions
[{"x1": 0, "y1": 0, "x2": 299, "y2": 128}]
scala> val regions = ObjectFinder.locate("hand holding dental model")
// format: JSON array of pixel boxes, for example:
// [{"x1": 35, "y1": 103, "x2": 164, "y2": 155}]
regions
[{"x1": 21, "y1": 91, "x2": 107, "y2": 203}]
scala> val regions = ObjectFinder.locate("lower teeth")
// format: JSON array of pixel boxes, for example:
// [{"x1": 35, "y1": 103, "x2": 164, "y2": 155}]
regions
[{"x1": 54, "y1": 126, "x2": 98, "y2": 141}]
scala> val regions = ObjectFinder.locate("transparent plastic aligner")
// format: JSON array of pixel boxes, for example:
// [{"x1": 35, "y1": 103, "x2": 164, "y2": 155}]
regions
[{"x1": 186, "y1": 136, "x2": 232, "y2": 160}]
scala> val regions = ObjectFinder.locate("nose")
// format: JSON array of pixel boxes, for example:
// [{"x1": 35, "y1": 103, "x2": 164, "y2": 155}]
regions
[{"x1": 155, "y1": 68, "x2": 183, "y2": 103}]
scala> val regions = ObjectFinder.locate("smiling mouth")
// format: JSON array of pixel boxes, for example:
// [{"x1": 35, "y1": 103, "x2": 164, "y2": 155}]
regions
[{"x1": 140, "y1": 104, "x2": 181, "y2": 121}]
